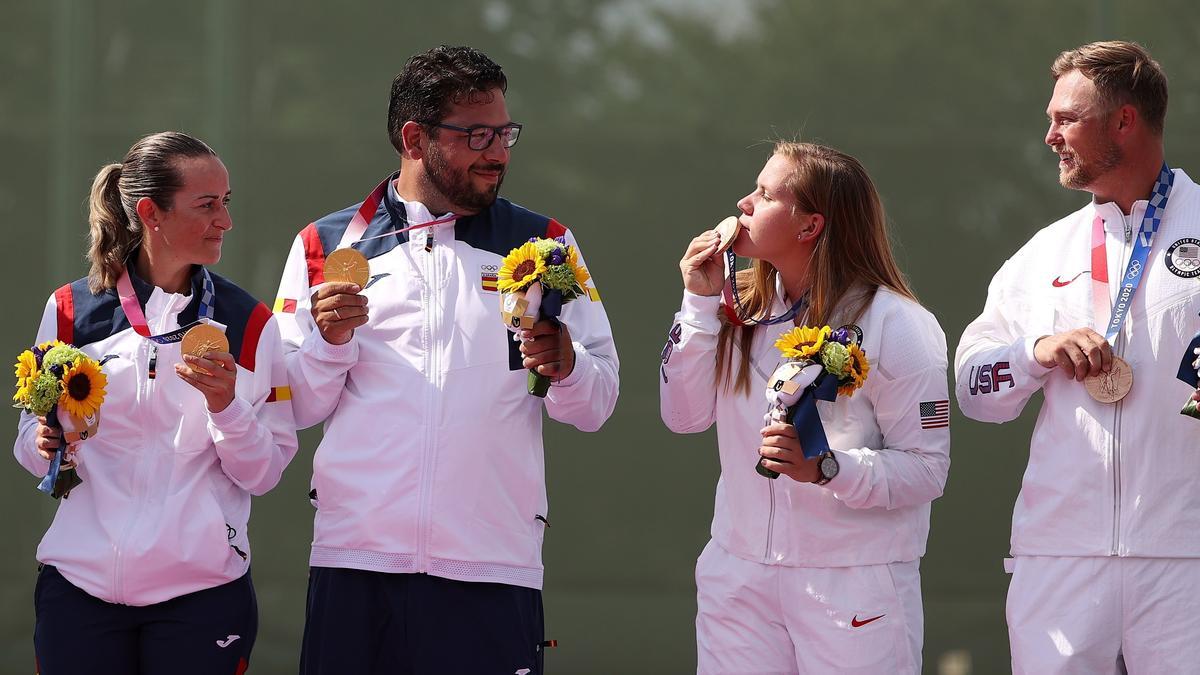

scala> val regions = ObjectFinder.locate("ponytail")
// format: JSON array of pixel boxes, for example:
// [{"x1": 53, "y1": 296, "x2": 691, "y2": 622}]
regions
[{"x1": 86, "y1": 163, "x2": 140, "y2": 293}]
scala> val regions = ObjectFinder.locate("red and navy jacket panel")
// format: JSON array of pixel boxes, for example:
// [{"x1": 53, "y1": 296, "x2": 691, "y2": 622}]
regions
[{"x1": 53, "y1": 268, "x2": 271, "y2": 372}]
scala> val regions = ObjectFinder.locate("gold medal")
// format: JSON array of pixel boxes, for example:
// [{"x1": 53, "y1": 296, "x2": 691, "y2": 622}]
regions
[
  {"x1": 714, "y1": 216, "x2": 741, "y2": 254},
  {"x1": 1084, "y1": 355, "x2": 1133, "y2": 404},
  {"x1": 181, "y1": 323, "x2": 230, "y2": 375},
  {"x1": 325, "y1": 248, "x2": 370, "y2": 288}
]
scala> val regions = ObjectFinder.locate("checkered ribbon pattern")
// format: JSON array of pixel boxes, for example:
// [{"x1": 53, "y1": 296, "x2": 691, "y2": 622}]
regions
[
  {"x1": 1138, "y1": 163, "x2": 1173, "y2": 248},
  {"x1": 1102, "y1": 162, "x2": 1174, "y2": 343},
  {"x1": 198, "y1": 272, "x2": 215, "y2": 321}
]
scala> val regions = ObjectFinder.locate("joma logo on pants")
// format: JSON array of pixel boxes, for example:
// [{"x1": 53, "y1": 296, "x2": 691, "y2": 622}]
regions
[{"x1": 969, "y1": 362, "x2": 1014, "y2": 395}]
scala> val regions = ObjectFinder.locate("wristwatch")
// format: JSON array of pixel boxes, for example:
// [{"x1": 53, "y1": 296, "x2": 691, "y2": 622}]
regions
[{"x1": 814, "y1": 451, "x2": 839, "y2": 486}]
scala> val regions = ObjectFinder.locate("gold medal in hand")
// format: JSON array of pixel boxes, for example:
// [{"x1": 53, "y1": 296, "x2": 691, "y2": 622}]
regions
[
  {"x1": 325, "y1": 248, "x2": 370, "y2": 288},
  {"x1": 181, "y1": 324, "x2": 230, "y2": 375}
]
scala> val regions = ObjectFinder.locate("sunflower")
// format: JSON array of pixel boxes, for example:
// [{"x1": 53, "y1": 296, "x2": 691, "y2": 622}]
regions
[
  {"x1": 838, "y1": 344, "x2": 870, "y2": 397},
  {"x1": 497, "y1": 242, "x2": 547, "y2": 293},
  {"x1": 775, "y1": 325, "x2": 831, "y2": 360},
  {"x1": 567, "y1": 245, "x2": 591, "y2": 289},
  {"x1": 58, "y1": 357, "x2": 107, "y2": 419},
  {"x1": 13, "y1": 350, "x2": 38, "y2": 403}
]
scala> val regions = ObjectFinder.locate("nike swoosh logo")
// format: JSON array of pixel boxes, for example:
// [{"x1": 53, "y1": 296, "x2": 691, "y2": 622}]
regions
[
  {"x1": 851, "y1": 614, "x2": 885, "y2": 628},
  {"x1": 216, "y1": 635, "x2": 241, "y2": 648},
  {"x1": 1052, "y1": 270, "x2": 1089, "y2": 287},
  {"x1": 364, "y1": 273, "x2": 391, "y2": 289}
]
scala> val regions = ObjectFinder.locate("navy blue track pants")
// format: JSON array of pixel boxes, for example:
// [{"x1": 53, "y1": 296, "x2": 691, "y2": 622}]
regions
[
  {"x1": 34, "y1": 565, "x2": 257, "y2": 675},
  {"x1": 299, "y1": 567, "x2": 545, "y2": 675}
]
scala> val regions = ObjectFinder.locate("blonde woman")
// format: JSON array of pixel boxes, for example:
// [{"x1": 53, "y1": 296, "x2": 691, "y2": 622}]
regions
[{"x1": 661, "y1": 142, "x2": 950, "y2": 674}]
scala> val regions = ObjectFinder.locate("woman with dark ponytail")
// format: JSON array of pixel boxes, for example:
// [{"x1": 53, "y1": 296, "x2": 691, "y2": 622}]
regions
[{"x1": 13, "y1": 132, "x2": 298, "y2": 674}]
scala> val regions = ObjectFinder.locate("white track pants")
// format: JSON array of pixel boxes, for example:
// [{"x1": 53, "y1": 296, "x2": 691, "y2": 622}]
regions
[
  {"x1": 695, "y1": 540, "x2": 922, "y2": 675},
  {"x1": 1008, "y1": 555, "x2": 1200, "y2": 674}
]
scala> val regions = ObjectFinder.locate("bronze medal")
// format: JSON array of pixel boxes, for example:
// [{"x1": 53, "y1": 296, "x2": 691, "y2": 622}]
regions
[
  {"x1": 1084, "y1": 355, "x2": 1133, "y2": 404},
  {"x1": 714, "y1": 216, "x2": 741, "y2": 254},
  {"x1": 325, "y1": 248, "x2": 370, "y2": 288},
  {"x1": 181, "y1": 323, "x2": 230, "y2": 375}
]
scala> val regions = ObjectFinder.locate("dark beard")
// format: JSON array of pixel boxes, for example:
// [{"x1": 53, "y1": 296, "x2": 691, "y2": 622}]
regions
[{"x1": 424, "y1": 143, "x2": 505, "y2": 213}]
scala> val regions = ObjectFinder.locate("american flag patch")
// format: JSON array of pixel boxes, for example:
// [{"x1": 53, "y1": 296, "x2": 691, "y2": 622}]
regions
[
  {"x1": 919, "y1": 400, "x2": 950, "y2": 429},
  {"x1": 273, "y1": 297, "x2": 297, "y2": 313},
  {"x1": 481, "y1": 265, "x2": 498, "y2": 292}
]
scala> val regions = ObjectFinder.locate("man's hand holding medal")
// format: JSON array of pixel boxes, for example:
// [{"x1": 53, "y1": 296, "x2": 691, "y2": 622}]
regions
[{"x1": 1033, "y1": 327, "x2": 1133, "y2": 404}]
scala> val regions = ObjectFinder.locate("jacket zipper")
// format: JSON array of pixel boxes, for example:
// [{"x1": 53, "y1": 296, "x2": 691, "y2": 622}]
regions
[
  {"x1": 416, "y1": 229, "x2": 438, "y2": 573},
  {"x1": 114, "y1": 324, "x2": 159, "y2": 602},
  {"x1": 763, "y1": 478, "x2": 776, "y2": 562},
  {"x1": 1110, "y1": 216, "x2": 1133, "y2": 556}
]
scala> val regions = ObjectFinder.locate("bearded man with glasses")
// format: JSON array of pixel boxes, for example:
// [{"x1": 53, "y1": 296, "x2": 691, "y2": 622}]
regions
[{"x1": 273, "y1": 45, "x2": 619, "y2": 675}]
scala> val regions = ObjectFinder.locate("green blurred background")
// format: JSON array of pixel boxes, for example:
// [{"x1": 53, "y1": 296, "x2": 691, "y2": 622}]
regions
[{"x1": 3, "y1": 1, "x2": 1199, "y2": 672}]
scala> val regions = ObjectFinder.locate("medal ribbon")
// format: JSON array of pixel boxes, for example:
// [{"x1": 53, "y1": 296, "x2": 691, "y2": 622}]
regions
[
  {"x1": 1090, "y1": 163, "x2": 1174, "y2": 343},
  {"x1": 116, "y1": 267, "x2": 215, "y2": 344},
  {"x1": 721, "y1": 248, "x2": 808, "y2": 326},
  {"x1": 335, "y1": 176, "x2": 457, "y2": 250}
]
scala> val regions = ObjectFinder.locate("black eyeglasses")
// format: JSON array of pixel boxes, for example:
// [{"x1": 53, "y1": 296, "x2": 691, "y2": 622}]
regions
[{"x1": 423, "y1": 122, "x2": 523, "y2": 151}]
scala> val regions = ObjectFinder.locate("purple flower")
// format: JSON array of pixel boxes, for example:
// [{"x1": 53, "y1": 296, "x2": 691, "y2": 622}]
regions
[
  {"x1": 554, "y1": 236, "x2": 566, "y2": 245},
  {"x1": 831, "y1": 328, "x2": 851, "y2": 345},
  {"x1": 548, "y1": 250, "x2": 566, "y2": 265},
  {"x1": 528, "y1": 237, "x2": 539, "y2": 243}
]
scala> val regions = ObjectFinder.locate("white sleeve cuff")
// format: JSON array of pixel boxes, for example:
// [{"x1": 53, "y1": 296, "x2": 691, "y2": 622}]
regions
[
  {"x1": 551, "y1": 343, "x2": 587, "y2": 388},
  {"x1": 308, "y1": 324, "x2": 359, "y2": 362},
  {"x1": 825, "y1": 448, "x2": 863, "y2": 494},
  {"x1": 207, "y1": 396, "x2": 253, "y2": 434},
  {"x1": 1016, "y1": 336, "x2": 1055, "y2": 376},
  {"x1": 679, "y1": 291, "x2": 722, "y2": 332}
]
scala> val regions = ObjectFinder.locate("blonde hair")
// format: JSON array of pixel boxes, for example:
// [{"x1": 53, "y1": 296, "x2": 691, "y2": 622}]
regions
[
  {"x1": 1051, "y1": 40, "x2": 1167, "y2": 135},
  {"x1": 87, "y1": 131, "x2": 216, "y2": 293},
  {"x1": 716, "y1": 142, "x2": 916, "y2": 394}
]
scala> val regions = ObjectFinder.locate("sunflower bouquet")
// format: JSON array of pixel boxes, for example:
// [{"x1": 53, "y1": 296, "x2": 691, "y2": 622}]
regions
[
  {"x1": 13, "y1": 341, "x2": 107, "y2": 498},
  {"x1": 758, "y1": 325, "x2": 869, "y2": 479},
  {"x1": 498, "y1": 236, "x2": 592, "y2": 397}
]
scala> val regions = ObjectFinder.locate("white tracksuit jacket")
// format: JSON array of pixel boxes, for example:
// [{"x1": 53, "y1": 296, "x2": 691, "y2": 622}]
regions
[
  {"x1": 12, "y1": 268, "x2": 298, "y2": 606},
  {"x1": 660, "y1": 285, "x2": 950, "y2": 566},
  {"x1": 955, "y1": 168, "x2": 1200, "y2": 558},
  {"x1": 274, "y1": 179, "x2": 619, "y2": 589}
]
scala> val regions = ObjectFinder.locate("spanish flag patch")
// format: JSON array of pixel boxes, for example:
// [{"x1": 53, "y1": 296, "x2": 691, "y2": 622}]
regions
[
  {"x1": 273, "y1": 297, "x2": 298, "y2": 314},
  {"x1": 266, "y1": 386, "x2": 292, "y2": 403},
  {"x1": 480, "y1": 264, "x2": 499, "y2": 292}
]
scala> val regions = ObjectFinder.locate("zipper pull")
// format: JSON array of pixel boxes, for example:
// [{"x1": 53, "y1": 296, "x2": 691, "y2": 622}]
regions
[
  {"x1": 148, "y1": 345, "x2": 157, "y2": 380},
  {"x1": 424, "y1": 230, "x2": 434, "y2": 253}
]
